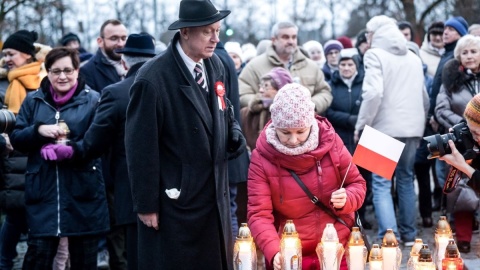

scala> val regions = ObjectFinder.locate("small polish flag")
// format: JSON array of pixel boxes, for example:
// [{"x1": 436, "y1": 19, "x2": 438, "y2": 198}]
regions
[{"x1": 352, "y1": 125, "x2": 405, "y2": 180}]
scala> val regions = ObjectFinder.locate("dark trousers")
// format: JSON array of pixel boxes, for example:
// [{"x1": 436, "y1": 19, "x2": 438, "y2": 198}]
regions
[
  {"x1": 0, "y1": 209, "x2": 28, "y2": 270},
  {"x1": 22, "y1": 235, "x2": 99, "y2": 270},
  {"x1": 414, "y1": 136, "x2": 433, "y2": 218},
  {"x1": 125, "y1": 224, "x2": 138, "y2": 270}
]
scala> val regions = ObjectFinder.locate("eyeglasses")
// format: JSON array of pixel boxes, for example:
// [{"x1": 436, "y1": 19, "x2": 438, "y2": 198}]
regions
[
  {"x1": 49, "y1": 68, "x2": 75, "y2": 76},
  {"x1": 103, "y1": 36, "x2": 127, "y2": 42},
  {"x1": 259, "y1": 82, "x2": 275, "y2": 91}
]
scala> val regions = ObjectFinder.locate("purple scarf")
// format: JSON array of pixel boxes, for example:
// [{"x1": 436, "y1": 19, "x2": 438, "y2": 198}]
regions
[{"x1": 49, "y1": 81, "x2": 78, "y2": 108}]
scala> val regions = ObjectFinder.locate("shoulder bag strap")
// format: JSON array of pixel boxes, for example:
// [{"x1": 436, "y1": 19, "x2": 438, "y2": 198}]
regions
[{"x1": 288, "y1": 169, "x2": 349, "y2": 228}]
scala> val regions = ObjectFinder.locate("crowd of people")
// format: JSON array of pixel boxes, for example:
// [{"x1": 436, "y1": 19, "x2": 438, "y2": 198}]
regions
[{"x1": 0, "y1": 0, "x2": 480, "y2": 269}]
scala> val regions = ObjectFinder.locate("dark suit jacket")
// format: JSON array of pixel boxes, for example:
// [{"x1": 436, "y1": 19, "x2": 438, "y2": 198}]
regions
[
  {"x1": 80, "y1": 49, "x2": 122, "y2": 92},
  {"x1": 125, "y1": 33, "x2": 235, "y2": 270},
  {"x1": 77, "y1": 62, "x2": 145, "y2": 226}
]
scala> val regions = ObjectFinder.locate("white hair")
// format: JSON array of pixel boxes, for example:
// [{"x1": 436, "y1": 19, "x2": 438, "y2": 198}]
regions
[
  {"x1": 454, "y1": 35, "x2": 480, "y2": 62},
  {"x1": 366, "y1": 15, "x2": 397, "y2": 33},
  {"x1": 121, "y1": 54, "x2": 153, "y2": 69}
]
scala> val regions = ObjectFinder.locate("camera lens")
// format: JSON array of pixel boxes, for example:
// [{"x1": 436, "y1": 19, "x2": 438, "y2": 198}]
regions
[
  {"x1": 423, "y1": 133, "x2": 455, "y2": 159},
  {"x1": 0, "y1": 108, "x2": 16, "y2": 134}
]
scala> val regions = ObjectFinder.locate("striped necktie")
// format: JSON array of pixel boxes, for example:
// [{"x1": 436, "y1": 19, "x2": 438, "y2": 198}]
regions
[{"x1": 194, "y1": 63, "x2": 207, "y2": 92}]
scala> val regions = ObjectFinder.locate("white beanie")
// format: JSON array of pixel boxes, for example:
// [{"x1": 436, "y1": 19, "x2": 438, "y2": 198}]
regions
[{"x1": 225, "y1": 41, "x2": 243, "y2": 62}]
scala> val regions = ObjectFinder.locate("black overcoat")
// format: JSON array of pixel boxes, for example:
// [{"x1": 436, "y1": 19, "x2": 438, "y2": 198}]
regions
[
  {"x1": 75, "y1": 63, "x2": 145, "y2": 225},
  {"x1": 214, "y1": 42, "x2": 249, "y2": 184},
  {"x1": 125, "y1": 33, "x2": 234, "y2": 270}
]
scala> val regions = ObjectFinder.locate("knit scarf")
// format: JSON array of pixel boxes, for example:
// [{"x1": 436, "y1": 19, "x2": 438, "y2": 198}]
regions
[
  {"x1": 102, "y1": 50, "x2": 126, "y2": 79},
  {"x1": 49, "y1": 81, "x2": 78, "y2": 108},
  {"x1": 265, "y1": 121, "x2": 319, "y2": 156},
  {"x1": 5, "y1": 62, "x2": 42, "y2": 113}
]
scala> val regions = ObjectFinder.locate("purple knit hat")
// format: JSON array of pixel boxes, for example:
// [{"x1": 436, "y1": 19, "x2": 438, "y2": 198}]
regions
[
  {"x1": 262, "y1": 67, "x2": 293, "y2": 90},
  {"x1": 270, "y1": 83, "x2": 315, "y2": 129},
  {"x1": 324, "y1": 40, "x2": 344, "y2": 56}
]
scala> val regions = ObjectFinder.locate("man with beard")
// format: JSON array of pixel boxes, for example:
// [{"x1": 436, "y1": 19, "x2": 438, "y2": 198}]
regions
[
  {"x1": 238, "y1": 21, "x2": 332, "y2": 113},
  {"x1": 79, "y1": 19, "x2": 128, "y2": 270},
  {"x1": 80, "y1": 19, "x2": 128, "y2": 92}
]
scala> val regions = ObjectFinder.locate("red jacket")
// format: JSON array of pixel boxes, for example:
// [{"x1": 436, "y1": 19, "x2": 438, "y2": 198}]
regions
[{"x1": 247, "y1": 116, "x2": 366, "y2": 269}]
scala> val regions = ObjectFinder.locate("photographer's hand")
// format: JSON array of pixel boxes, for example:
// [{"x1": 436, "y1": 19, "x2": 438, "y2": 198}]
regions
[{"x1": 439, "y1": 140, "x2": 475, "y2": 178}]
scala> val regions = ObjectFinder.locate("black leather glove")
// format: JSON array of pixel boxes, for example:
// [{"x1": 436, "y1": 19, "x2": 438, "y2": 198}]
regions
[{"x1": 227, "y1": 126, "x2": 246, "y2": 160}]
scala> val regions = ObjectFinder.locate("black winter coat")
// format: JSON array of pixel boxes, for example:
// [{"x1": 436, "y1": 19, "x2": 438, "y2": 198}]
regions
[
  {"x1": 215, "y1": 42, "x2": 249, "y2": 184},
  {"x1": 10, "y1": 77, "x2": 109, "y2": 237},
  {"x1": 430, "y1": 40, "x2": 457, "y2": 117},
  {"x1": 326, "y1": 70, "x2": 364, "y2": 154},
  {"x1": 125, "y1": 32, "x2": 235, "y2": 270},
  {"x1": 80, "y1": 49, "x2": 122, "y2": 92},
  {"x1": 76, "y1": 63, "x2": 145, "y2": 225}
]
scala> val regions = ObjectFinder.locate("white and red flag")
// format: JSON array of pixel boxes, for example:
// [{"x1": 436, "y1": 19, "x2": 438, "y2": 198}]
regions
[{"x1": 352, "y1": 125, "x2": 405, "y2": 180}]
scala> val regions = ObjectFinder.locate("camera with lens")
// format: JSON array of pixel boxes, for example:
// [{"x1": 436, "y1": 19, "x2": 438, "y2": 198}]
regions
[
  {"x1": 424, "y1": 121, "x2": 478, "y2": 160},
  {"x1": 0, "y1": 106, "x2": 16, "y2": 134}
]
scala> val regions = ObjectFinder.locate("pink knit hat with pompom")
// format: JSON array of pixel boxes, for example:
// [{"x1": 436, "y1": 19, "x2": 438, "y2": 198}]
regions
[{"x1": 270, "y1": 83, "x2": 315, "y2": 129}]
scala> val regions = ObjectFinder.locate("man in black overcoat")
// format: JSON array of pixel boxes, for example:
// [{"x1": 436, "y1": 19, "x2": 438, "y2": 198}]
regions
[
  {"x1": 124, "y1": 0, "x2": 246, "y2": 269},
  {"x1": 75, "y1": 33, "x2": 156, "y2": 270}
]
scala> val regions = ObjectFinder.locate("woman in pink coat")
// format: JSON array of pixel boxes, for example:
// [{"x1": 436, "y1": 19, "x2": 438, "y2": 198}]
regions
[{"x1": 247, "y1": 83, "x2": 366, "y2": 270}]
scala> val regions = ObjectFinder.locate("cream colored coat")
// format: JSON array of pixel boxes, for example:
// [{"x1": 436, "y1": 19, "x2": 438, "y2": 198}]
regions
[{"x1": 238, "y1": 45, "x2": 332, "y2": 113}]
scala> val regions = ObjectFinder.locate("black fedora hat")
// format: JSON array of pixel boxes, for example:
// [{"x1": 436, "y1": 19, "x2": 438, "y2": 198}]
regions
[
  {"x1": 115, "y1": 33, "x2": 156, "y2": 57},
  {"x1": 168, "y1": 0, "x2": 231, "y2": 30}
]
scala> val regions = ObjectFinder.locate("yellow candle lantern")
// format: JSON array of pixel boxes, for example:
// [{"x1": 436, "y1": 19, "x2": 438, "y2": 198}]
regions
[
  {"x1": 434, "y1": 216, "x2": 453, "y2": 270},
  {"x1": 346, "y1": 227, "x2": 367, "y2": 270},
  {"x1": 280, "y1": 220, "x2": 301, "y2": 270},
  {"x1": 417, "y1": 244, "x2": 436, "y2": 270},
  {"x1": 233, "y1": 223, "x2": 257, "y2": 270},
  {"x1": 407, "y1": 238, "x2": 424, "y2": 270},
  {"x1": 368, "y1": 244, "x2": 383, "y2": 270},
  {"x1": 381, "y1": 229, "x2": 401, "y2": 270}
]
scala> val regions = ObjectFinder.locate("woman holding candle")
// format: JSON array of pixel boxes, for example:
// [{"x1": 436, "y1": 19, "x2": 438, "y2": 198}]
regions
[
  {"x1": 247, "y1": 83, "x2": 366, "y2": 270},
  {"x1": 9, "y1": 47, "x2": 109, "y2": 269}
]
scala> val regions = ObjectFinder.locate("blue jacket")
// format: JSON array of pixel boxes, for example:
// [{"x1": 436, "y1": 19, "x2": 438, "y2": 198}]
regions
[
  {"x1": 80, "y1": 49, "x2": 122, "y2": 92},
  {"x1": 10, "y1": 77, "x2": 109, "y2": 237},
  {"x1": 326, "y1": 70, "x2": 364, "y2": 154}
]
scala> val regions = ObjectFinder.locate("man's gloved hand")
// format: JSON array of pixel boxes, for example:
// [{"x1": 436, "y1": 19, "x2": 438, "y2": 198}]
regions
[
  {"x1": 227, "y1": 127, "x2": 246, "y2": 160},
  {"x1": 40, "y1": 144, "x2": 74, "y2": 161}
]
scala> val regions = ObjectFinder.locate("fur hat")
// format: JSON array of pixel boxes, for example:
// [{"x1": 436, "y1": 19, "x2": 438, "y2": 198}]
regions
[
  {"x1": 3, "y1": 30, "x2": 38, "y2": 57},
  {"x1": 324, "y1": 40, "x2": 343, "y2": 56},
  {"x1": 339, "y1": 48, "x2": 360, "y2": 68},
  {"x1": 427, "y1": 21, "x2": 444, "y2": 41},
  {"x1": 445, "y1": 16, "x2": 469, "y2": 37},
  {"x1": 270, "y1": 83, "x2": 315, "y2": 129},
  {"x1": 464, "y1": 94, "x2": 480, "y2": 126},
  {"x1": 262, "y1": 67, "x2": 293, "y2": 90}
]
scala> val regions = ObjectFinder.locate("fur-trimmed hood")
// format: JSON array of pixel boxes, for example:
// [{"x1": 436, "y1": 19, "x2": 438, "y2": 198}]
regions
[{"x1": 442, "y1": 58, "x2": 480, "y2": 94}]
